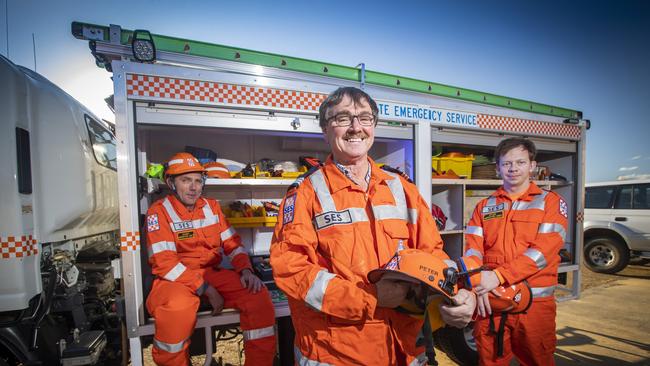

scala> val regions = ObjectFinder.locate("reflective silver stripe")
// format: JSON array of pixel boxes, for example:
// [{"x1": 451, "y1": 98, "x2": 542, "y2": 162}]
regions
[
  {"x1": 372, "y1": 172, "x2": 411, "y2": 223},
  {"x1": 227, "y1": 246, "x2": 247, "y2": 260},
  {"x1": 167, "y1": 158, "x2": 184, "y2": 166},
  {"x1": 148, "y1": 241, "x2": 177, "y2": 258},
  {"x1": 512, "y1": 190, "x2": 548, "y2": 211},
  {"x1": 190, "y1": 215, "x2": 218, "y2": 230},
  {"x1": 243, "y1": 325, "x2": 275, "y2": 341},
  {"x1": 531, "y1": 285, "x2": 555, "y2": 298},
  {"x1": 313, "y1": 208, "x2": 368, "y2": 230},
  {"x1": 348, "y1": 207, "x2": 369, "y2": 222},
  {"x1": 164, "y1": 198, "x2": 219, "y2": 232},
  {"x1": 523, "y1": 248, "x2": 547, "y2": 270},
  {"x1": 309, "y1": 170, "x2": 337, "y2": 212},
  {"x1": 205, "y1": 166, "x2": 228, "y2": 172},
  {"x1": 408, "y1": 208, "x2": 418, "y2": 224},
  {"x1": 305, "y1": 270, "x2": 336, "y2": 311},
  {"x1": 464, "y1": 248, "x2": 484, "y2": 260},
  {"x1": 153, "y1": 337, "x2": 185, "y2": 353},
  {"x1": 466, "y1": 226, "x2": 484, "y2": 237},
  {"x1": 486, "y1": 196, "x2": 497, "y2": 207},
  {"x1": 162, "y1": 197, "x2": 182, "y2": 223},
  {"x1": 195, "y1": 200, "x2": 219, "y2": 229},
  {"x1": 220, "y1": 226, "x2": 236, "y2": 241},
  {"x1": 373, "y1": 205, "x2": 408, "y2": 221},
  {"x1": 163, "y1": 262, "x2": 187, "y2": 281},
  {"x1": 538, "y1": 222, "x2": 567, "y2": 241},
  {"x1": 384, "y1": 172, "x2": 408, "y2": 211},
  {"x1": 408, "y1": 352, "x2": 428, "y2": 366},
  {"x1": 444, "y1": 260, "x2": 458, "y2": 270},
  {"x1": 294, "y1": 346, "x2": 333, "y2": 366}
]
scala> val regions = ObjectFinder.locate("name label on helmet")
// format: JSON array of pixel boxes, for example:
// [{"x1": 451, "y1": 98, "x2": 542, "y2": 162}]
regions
[
  {"x1": 173, "y1": 221, "x2": 194, "y2": 231},
  {"x1": 314, "y1": 210, "x2": 353, "y2": 230},
  {"x1": 418, "y1": 265, "x2": 439, "y2": 277}
]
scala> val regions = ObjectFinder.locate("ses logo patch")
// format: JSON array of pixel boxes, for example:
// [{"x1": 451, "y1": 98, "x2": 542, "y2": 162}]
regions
[
  {"x1": 147, "y1": 214, "x2": 160, "y2": 232},
  {"x1": 559, "y1": 198, "x2": 568, "y2": 218},
  {"x1": 283, "y1": 194, "x2": 297, "y2": 225}
]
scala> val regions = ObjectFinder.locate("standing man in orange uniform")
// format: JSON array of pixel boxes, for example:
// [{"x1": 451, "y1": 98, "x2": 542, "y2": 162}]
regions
[
  {"x1": 270, "y1": 87, "x2": 476, "y2": 366},
  {"x1": 145, "y1": 152, "x2": 276, "y2": 366},
  {"x1": 464, "y1": 138, "x2": 568, "y2": 365}
]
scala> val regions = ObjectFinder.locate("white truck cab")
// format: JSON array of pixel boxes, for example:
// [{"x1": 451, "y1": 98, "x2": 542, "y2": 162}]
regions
[{"x1": 0, "y1": 54, "x2": 121, "y2": 365}]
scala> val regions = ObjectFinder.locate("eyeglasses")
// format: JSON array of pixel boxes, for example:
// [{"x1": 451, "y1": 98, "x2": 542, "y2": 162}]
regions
[
  {"x1": 327, "y1": 113, "x2": 377, "y2": 127},
  {"x1": 499, "y1": 160, "x2": 530, "y2": 169}
]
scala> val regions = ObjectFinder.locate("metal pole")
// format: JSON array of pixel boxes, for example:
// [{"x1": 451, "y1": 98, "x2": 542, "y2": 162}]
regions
[
  {"x1": 32, "y1": 33, "x2": 36, "y2": 71},
  {"x1": 356, "y1": 63, "x2": 366, "y2": 90},
  {"x1": 5, "y1": 0, "x2": 8, "y2": 57}
]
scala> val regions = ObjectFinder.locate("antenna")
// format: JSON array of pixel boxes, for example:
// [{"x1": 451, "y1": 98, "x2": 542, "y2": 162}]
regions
[{"x1": 32, "y1": 33, "x2": 36, "y2": 71}]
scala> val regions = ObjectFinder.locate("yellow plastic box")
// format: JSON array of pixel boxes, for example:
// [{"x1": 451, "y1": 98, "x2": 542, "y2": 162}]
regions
[
  {"x1": 226, "y1": 216, "x2": 278, "y2": 228},
  {"x1": 432, "y1": 155, "x2": 475, "y2": 178}
]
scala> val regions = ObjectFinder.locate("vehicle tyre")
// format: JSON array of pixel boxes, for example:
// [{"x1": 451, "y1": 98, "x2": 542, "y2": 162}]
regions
[
  {"x1": 433, "y1": 324, "x2": 478, "y2": 366},
  {"x1": 584, "y1": 237, "x2": 630, "y2": 274}
]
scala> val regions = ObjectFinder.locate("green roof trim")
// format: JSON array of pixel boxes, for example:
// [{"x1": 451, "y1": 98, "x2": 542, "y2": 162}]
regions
[{"x1": 72, "y1": 21, "x2": 581, "y2": 118}]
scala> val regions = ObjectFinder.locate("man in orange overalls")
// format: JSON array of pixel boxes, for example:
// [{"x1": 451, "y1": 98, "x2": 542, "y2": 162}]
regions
[
  {"x1": 270, "y1": 87, "x2": 477, "y2": 366},
  {"x1": 464, "y1": 138, "x2": 568, "y2": 365},
  {"x1": 145, "y1": 152, "x2": 276, "y2": 366}
]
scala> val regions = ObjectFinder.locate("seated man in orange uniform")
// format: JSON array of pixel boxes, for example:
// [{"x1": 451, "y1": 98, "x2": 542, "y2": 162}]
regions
[{"x1": 145, "y1": 152, "x2": 276, "y2": 366}]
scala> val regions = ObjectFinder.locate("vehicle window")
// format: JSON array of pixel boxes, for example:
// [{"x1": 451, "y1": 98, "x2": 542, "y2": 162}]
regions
[
  {"x1": 614, "y1": 186, "x2": 633, "y2": 209},
  {"x1": 85, "y1": 115, "x2": 117, "y2": 171},
  {"x1": 633, "y1": 184, "x2": 650, "y2": 209},
  {"x1": 585, "y1": 186, "x2": 615, "y2": 209}
]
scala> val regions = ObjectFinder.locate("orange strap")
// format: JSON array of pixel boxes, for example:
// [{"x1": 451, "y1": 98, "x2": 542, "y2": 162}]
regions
[{"x1": 493, "y1": 269, "x2": 505, "y2": 285}]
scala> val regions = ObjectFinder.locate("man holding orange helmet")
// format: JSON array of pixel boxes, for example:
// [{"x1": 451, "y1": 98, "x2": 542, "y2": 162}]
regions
[
  {"x1": 464, "y1": 137, "x2": 568, "y2": 365},
  {"x1": 145, "y1": 152, "x2": 276, "y2": 366},
  {"x1": 270, "y1": 87, "x2": 476, "y2": 366}
]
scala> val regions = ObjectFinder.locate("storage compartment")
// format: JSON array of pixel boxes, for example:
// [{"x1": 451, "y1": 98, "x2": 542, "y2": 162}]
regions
[
  {"x1": 432, "y1": 154, "x2": 475, "y2": 178},
  {"x1": 136, "y1": 114, "x2": 415, "y2": 258}
]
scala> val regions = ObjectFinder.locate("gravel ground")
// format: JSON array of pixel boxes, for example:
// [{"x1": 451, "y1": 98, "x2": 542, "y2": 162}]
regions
[{"x1": 140, "y1": 261, "x2": 650, "y2": 365}]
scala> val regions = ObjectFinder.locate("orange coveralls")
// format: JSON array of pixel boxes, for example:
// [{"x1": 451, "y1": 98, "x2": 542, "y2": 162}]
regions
[
  {"x1": 270, "y1": 157, "x2": 450, "y2": 366},
  {"x1": 145, "y1": 195, "x2": 276, "y2": 366},
  {"x1": 464, "y1": 183, "x2": 568, "y2": 366}
]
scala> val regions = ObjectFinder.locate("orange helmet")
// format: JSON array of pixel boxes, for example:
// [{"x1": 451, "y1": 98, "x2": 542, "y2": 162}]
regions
[
  {"x1": 367, "y1": 248, "x2": 459, "y2": 301},
  {"x1": 457, "y1": 256, "x2": 483, "y2": 290},
  {"x1": 164, "y1": 152, "x2": 206, "y2": 178},
  {"x1": 488, "y1": 282, "x2": 532, "y2": 314},
  {"x1": 456, "y1": 256, "x2": 532, "y2": 314},
  {"x1": 204, "y1": 161, "x2": 230, "y2": 179}
]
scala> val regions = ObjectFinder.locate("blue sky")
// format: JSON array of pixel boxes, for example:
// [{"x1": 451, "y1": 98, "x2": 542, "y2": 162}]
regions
[{"x1": 2, "y1": 0, "x2": 649, "y2": 182}]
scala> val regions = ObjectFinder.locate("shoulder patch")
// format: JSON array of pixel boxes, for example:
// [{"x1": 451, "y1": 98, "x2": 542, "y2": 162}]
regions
[
  {"x1": 147, "y1": 214, "x2": 160, "y2": 232},
  {"x1": 282, "y1": 193, "x2": 297, "y2": 225},
  {"x1": 559, "y1": 198, "x2": 568, "y2": 218},
  {"x1": 380, "y1": 164, "x2": 413, "y2": 183},
  {"x1": 287, "y1": 165, "x2": 322, "y2": 192}
]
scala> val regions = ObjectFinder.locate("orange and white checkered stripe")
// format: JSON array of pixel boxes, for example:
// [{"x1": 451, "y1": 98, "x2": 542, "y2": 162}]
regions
[
  {"x1": 126, "y1": 74, "x2": 580, "y2": 139},
  {"x1": 0, "y1": 235, "x2": 39, "y2": 259},
  {"x1": 478, "y1": 114, "x2": 581, "y2": 139},
  {"x1": 126, "y1": 74, "x2": 326, "y2": 112},
  {"x1": 120, "y1": 231, "x2": 140, "y2": 252}
]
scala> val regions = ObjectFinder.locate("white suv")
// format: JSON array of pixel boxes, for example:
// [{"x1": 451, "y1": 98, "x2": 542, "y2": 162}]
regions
[{"x1": 584, "y1": 179, "x2": 650, "y2": 273}]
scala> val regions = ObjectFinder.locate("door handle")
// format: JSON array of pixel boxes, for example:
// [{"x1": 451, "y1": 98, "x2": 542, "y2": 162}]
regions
[{"x1": 614, "y1": 217, "x2": 627, "y2": 222}]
